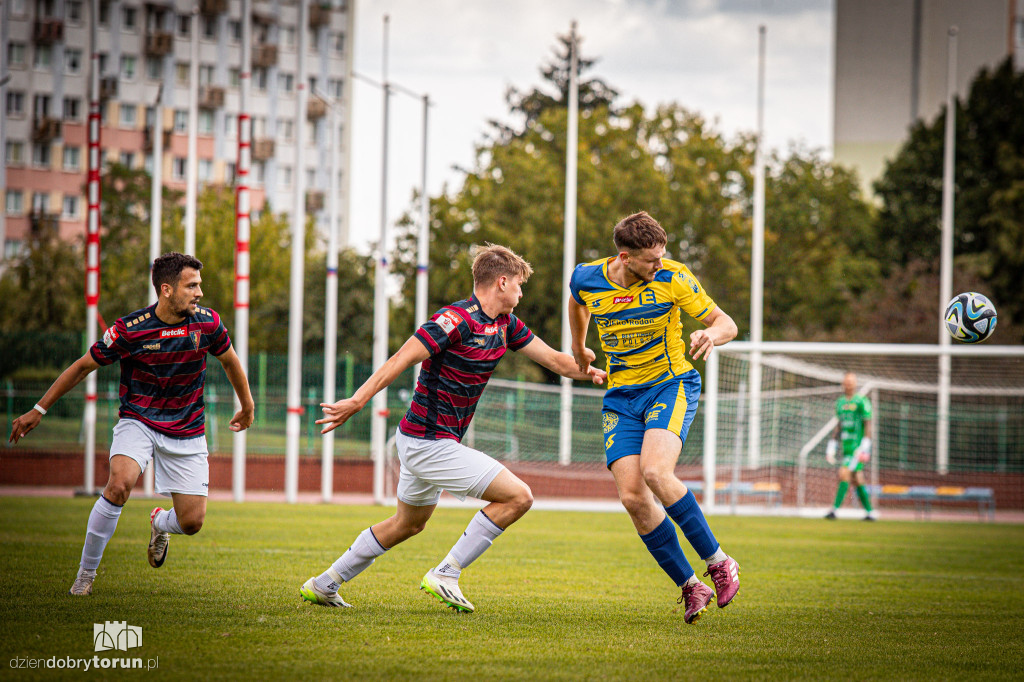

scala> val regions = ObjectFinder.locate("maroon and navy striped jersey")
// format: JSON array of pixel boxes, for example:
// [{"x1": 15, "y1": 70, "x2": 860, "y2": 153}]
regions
[
  {"x1": 399, "y1": 295, "x2": 534, "y2": 442},
  {"x1": 90, "y1": 304, "x2": 232, "y2": 438}
]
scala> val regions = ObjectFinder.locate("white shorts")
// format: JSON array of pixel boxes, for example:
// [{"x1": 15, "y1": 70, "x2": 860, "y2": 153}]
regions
[
  {"x1": 395, "y1": 429, "x2": 505, "y2": 506},
  {"x1": 110, "y1": 419, "x2": 210, "y2": 497}
]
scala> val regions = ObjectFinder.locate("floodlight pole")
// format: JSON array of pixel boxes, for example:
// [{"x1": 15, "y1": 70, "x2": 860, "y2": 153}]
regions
[
  {"x1": 145, "y1": 83, "x2": 164, "y2": 498},
  {"x1": 319, "y1": 87, "x2": 341, "y2": 503},
  {"x1": 184, "y1": 4, "x2": 199, "y2": 256},
  {"x1": 748, "y1": 24, "x2": 766, "y2": 470},
  {"x1": 558, "y1": 20, "x2": 579, "y2": 467},
  {"x1": 937, "y1": 26, "x2": 957, "y2": 476},
  {"x1": 412, "y1": 92, "x2": 430, "y2": 380}
]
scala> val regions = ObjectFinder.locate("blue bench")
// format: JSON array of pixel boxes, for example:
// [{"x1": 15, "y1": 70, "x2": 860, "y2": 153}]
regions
[
  {"x1": 684, "y1": 480, "x2": 782, "y2": 507},
  {"x1": 868, "y1": 484, "x2": 995, "y2": 521}
]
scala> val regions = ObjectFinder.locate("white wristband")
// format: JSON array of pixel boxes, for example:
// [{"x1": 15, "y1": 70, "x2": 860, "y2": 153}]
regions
[{"x1": 33, "y1": 403, "x2": 47, "y2": 416}]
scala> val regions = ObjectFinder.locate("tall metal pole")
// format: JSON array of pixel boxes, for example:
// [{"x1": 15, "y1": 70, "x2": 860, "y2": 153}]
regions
[
  {"x1": 339, "y1": 0, "x2": 356, "y2": 249},
  {"x1": 412, "y1": 92, "x2": 430, "y2": 379},
  {"x1": 285, "y1": 0, "x2": 310, "y2": 503},
  {"x1": 145, "y1": 85, "x2": 164, "y2": 498},
  {"x1": 0, "y1": 0, "x2": 10, "y2": 262},
  {"x1": 232, "y1": 0, "x2": 253, "y2": 502},
  {"x1": 370, "y1": 14, "x2": 391, "y2": 504},
  {"x1": 184, "y1": 4, "x2": 199, "y2": 256},
  {"x1": 937, "y1": 26, "x2": 958, "y2": 476},
  {"x1": 322, "y1": 97, "x2": 340, "y2": 503},
  {"x1": 748, "y1": 25, "x2": 766, "y2": 470},
  {"x1": 83, "y1": 0, "x2": 102, "y2": 494},
  {"x1": 558, "y1": 21, "x2": 579, "y2": 467}
]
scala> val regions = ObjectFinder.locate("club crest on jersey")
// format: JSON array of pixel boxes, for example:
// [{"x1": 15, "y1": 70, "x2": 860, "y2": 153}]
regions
[
  {"x1": 602, "y1": 412, "x2": 618, "y2": 434},
  {"x1": 601, "y1": 333, "x2": 620, "y2": 348},
  {"x1": 613, "y1": 296, "x2": 634, "y2": 304},
  {"x1": 102, "y1": 326, "x2": 119, "y2": 347},
  {"x1": 640, "y1": 290, "x2": 657, "y2": 305},
  {"x1": 160, "y1": 327, "x2": 188, "y2": 338},
  {"x1": 190, "y1": 331, "x2": 201, "y2": 351}
]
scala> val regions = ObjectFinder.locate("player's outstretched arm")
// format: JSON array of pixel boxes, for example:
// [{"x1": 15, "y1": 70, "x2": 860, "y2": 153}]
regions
[
  {"x1": 689, "y1": 308, "x2": 738, "y2": 361},
  {"x1": 567, "y1": 298, "x2": 593, "y2": 372},
  {"x1": 8, "y1": 353, "x2": 101, "y2": 444},
  {"x1": 317, "y1": 337, "x2": 431, "y2": 434},
  {"x1": 215, "y1": 346, "x2": 256, "y2": 432},
  {"x1": 518, "y1": 336, "x2": 606, "y2": 385}
]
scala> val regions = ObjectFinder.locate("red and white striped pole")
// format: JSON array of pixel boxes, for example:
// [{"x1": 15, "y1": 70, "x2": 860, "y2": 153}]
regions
[
  {"x1": 232, "y1": 0, "x2": 253, "y2": 503},
  {"x1": 83, "y1": 0, "x2": 102, "y2": 495}
]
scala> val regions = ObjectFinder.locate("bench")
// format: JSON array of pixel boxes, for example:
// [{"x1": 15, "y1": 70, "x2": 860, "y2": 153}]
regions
[
  {"x1": 684, "y1": 480, "x2": 782, "y2": 507},
  {"x1": 868, "y1": 484, "x2": 995, "y2": 521}
]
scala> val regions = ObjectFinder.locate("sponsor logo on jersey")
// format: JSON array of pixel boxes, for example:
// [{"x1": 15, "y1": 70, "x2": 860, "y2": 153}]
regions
[
  {"x1": 601, "y1": 333, "x2": 619, "y2": 348},
  {"x1": 676, "y1": 271, "x2": 700, "y2": 294},
  {"x1": 482, "y1": 324, "x2": 500, "y2": 335},
  {"x1": 437, "y1": 310, "x2": 461, "y2": 335},
  {"x1": 602, "y1": 412, "x2": 618, "y2": 434},
  {"x1": 613, "y1": 296, "x2": 634, "y2": 304},
  {"x1": 591, "y1": 299, "x2": 602, "y2": 309},
  {"x1": 640, "y1": 290, "x2": 657, "y2": 305},
  {"x1": 160, "y1": 327, "x2": 188, "y2": 338},
  {"x1": 645, "y1": 402, "x2": 668, "y2": 424},
  {"x1": 102, "y1": 326, "x2": 119, "y2": 347},
  {"x1": 142, "y1": 343, "x2": 161, "y2": 351}
]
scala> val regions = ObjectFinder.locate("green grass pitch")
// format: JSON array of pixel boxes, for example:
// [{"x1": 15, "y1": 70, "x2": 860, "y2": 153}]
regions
[{"x1": 2, "y1": 497, "x2": 1023, "y2": 680}]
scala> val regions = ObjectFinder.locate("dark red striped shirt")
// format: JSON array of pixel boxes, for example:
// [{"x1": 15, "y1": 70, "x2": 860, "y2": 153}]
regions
[
  {"x1": 90, "y1": 304, "x2": 232, "y2": 438},
  {"x1": 399, "y1": 295, "x2": 533, "y2": 442}
]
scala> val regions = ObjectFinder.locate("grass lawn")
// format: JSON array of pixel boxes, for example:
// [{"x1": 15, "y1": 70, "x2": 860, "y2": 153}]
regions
[{"x1": 1, "y1": 497, "x2": 1023, "y2": 680}]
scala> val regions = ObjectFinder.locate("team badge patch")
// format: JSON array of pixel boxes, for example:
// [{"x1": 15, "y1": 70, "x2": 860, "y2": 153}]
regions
[
  {"x1": 190, "y1": 331, "x2": 201, "y2": 351},
  {"x1": 102, "y1": 326, "x2": 119, "y2": 347},
  {"x1": 437, "y1": 310, "x2": 460, "y2": 335},
  {"x1": 602, "y1": 412, "x2": 618, "y2": 434}
]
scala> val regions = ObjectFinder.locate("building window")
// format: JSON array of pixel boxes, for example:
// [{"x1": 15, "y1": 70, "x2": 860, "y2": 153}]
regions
[
  {"x1": 175, "y1": 62, "x2": 189, "y2": 84},
  {"x1": 62, "y1": 196, "x2": 79, "y2": 218},
  {"x1": 36, "y1": 0, "x2": 55, "y2": 18},
  {"x1": 198, "y1": 110, "x2": 214, "y2": 135},
  {"x1": 229, "y1": 19, "x2": 241, "y2": 42},
  {"x1": 198, "y1": 159, "x2": 212, "y2": 182},
  {"x1": 280, "y1": 26, "x2": 296, "y2": 49},
  {"x1": 224, "y1": 113, "x2": 235, "y2": 137},
  {"x1": 279, "y1": 72, "x2": 294, "y2": 93},
  {"x1": 98, "y1": 0, "x2": 109, "y2": 25},
  {"x1": 199, "y1": 64, "x2": 214, "y2": 86},
  {"x1": 202, "y1": 15, "x2": 217, "y2": 39},
  {"x1": 254, "y1": 67, "x2": 268, "y2": 91},
  {"x1": 64, "y1": 49, "x2": 83, "y2": 74},
  {"x1": 177, "y1": 14, "x2": 190, "y2": 36},
  {"x1": 10, "y1": 0, "x2": 27, "y2": 16},
  {"x1": 6, "y1": 91, "x2": 26, "y2": 116},
  {"x1": 279, "y1": 165, "x2": 292, "y2": 188},
  {"x1": 306, "y1": 168, "x2": 316, "y2": 187},
  {"x1": 32, "y1": 143, "x2": 51, "y2": 167},
  {"x1": 310, "y1": 29, "x2": 320, "y2": 50},
  {"x1": 121, "y1": 55, "x2": 137, "y2": 80},
  {"x1": 252, "y1": 161, "x2": 264, "y2": 186},
  {"x1": 31, "y1": 192, "x2": 49, "y2": 212},
  {"x1": 33, "y1": 45, "x2": 52, "y2": 70},
  {"x1": 62, "y1": 146, "x2": 81, "y2": 171},
  {"x1": 7, "y1": 42, "x2": 26, "y2": 67},
  {"x1": 119, "y1": 103, "x2": 137, "y2": 128},
  {"x1": 122, "y1": 5, "x2": 137, "y2": 29},
  {"x1": 225, "y1": 162, "x2": 236, "y2": 183},
  {"x1": 98, "y1": 52, "x2": 108, "y2": 75},
  {"x1": 280, "y1": 118, "x2": 293, "y2": 141},
  {"x1": 67, "y1": 0, "x2": 83, "y2": 22},
  {"x1": 228, "y1": 67, "x2": 240, "y2": 88},
  {"x1": 119, "y1": 151, "x2": 134, "y2": 167},
  {"x1": 33, "y1": 94, "x2": 51, "y2": 118},
  {"x1": 173, "y1": 110, "x2": 188, "y2": 132},
  {"x1": 172, "y1": 157, "x2": 187, "y2": 180},
  {"x1": 5, "y1": 141, "x2": 25, "y2": 165},
  {"x1": 1016, "y1": 18, "x2": 1024, "y2": 47},
  {"x1": 328, "y1": 78, "x2": 343, "y2": 99},
  {"x1": 144, "y1": 154, "x2": 154, "y2": 174},
  {"x1": 63, "y1": 97, "x2": 82, "y2": 120},
  {"x1": 252, "y1": 116, "x2": 266, "y2": 138},
  {"x1": 5, "y1": 191, "x2": 24, "y2": 215},
  {"x1": 146, "y1": 56, "x2": 162, "y2": 80},
  {"x1": 333, "y1": 32, "x2": 345, "y2": 54}
]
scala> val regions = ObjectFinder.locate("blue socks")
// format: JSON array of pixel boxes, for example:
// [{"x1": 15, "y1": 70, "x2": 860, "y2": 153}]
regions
[
  {"x1": 665, "y1": 490, "x2": 720, "y2": 561},
  {"x1": 639, "y1": 516, "x2": 694, "y2": 587}
]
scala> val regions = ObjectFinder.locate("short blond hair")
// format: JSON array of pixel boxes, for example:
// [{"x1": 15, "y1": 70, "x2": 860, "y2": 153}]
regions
[{"x1": 471, "y1": 243, "x2": 533, "y2": 287}]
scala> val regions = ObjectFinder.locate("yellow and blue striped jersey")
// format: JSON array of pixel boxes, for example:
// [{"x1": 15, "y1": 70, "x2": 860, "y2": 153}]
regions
[{"x1": 570, "y1": 257, "x2": 716, "y2": 389}]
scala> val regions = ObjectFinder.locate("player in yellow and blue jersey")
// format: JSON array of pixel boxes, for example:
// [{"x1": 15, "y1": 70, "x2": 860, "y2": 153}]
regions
[{"x1": 568, "y1": 211, "x2": 741, "y2": 624}]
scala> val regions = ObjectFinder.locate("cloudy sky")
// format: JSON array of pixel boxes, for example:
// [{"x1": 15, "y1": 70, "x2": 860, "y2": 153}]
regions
[{"x1": 345, "y1": 0, "x2": 833, "y2": 251}]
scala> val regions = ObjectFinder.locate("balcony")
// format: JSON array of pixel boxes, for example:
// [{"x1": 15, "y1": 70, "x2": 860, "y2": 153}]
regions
[
  {"x1": 306, "y1": 190, "x2": 325, "y2": 212},
  {"x1": 199, "y1": 0, "x2": 227, "y2": 14},
  {"x1": 252, "y1": 138, "x2": 275, "y2": 161},
  {"x1": 252, "y1": 44, "x2": 278, "y2": 68},
  {"x1": 144, "y1": 31, "x2": 173, "y2": 56},
  {"x1": 29, "y1": 211, "x2": 61, "y2": 238},
  {"x1": 143, "y1": 127, "x2": 172, "y2": 152},
  {"x1": 33, "y1": 19, "x2": 64, "y2": 44},
  {"x1": 100, "y1": 76, "x2": 118, "y2": 101},
  {"x1": 307, "y1": 97, "x2": 326, "y2": 120},
  {"x1": 32, "y1": 117, "x2": 62, "y2": 142},
  {"x1": 309, "y1": 4, "x2": 330, "y2": 28},
  {"x1": 199, "y1": 86, "x2": 225, "y2": 109}
]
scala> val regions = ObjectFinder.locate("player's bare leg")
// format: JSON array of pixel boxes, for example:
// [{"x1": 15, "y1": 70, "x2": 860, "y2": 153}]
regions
[
  {"x1": 149, "y1": 493, "x2": 208, "y2": 568},
  {"x1": 70, "y1": 455, "x2": 142, "y2": 596},
  {"x1": 424, "y1": 469, "x2": 534, "y2": 613}
]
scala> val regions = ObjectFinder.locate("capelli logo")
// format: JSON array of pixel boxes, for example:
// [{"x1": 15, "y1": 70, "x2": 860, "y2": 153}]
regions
[
  {"x1": 159, "y1": 328, "x2": 188, "y2": 338},
  {"x1": 613, "y1": 296, "x2": 634, "y2": 304}
]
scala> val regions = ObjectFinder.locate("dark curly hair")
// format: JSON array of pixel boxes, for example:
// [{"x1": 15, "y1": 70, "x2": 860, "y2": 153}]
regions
[{"x1": 151, "y1": 252, "x2": 203, "y2": 295}]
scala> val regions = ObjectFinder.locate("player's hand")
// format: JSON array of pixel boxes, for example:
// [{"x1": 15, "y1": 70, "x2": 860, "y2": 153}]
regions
[
  {"x1": 587, "y1": 366, "x2": 607, "y2": 385},
  {"x1": 228, "y1": 405, "x2": 255, "y2": 432},
  {"x1": 689, "y1": 329, "x2": 715, "y2": 360},
  {"x1": 825, "y1": 439, "x2": 837, "y2": 465},
  {"x1": 317, "y1": 397, "x2": 364, "y2": 435},
  {"x1": 572, "y1": 346, "x2": 594, "y2": 373},
  {"x1": 855, "y1": 437, "x2": 872, "y2": 463},
  {"x1": 8, "y1": 410, "x2": 42, "y2": 445}
]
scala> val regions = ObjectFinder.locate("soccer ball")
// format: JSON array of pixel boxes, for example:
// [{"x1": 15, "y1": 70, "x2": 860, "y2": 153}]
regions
[{"x1": 944, "y1": 292, "x2": 997, "y2": 343}]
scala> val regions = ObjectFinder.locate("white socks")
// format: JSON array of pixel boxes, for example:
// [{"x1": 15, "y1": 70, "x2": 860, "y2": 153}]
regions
[
  {"x1": 80, "y1": 496, "x2": 123, "y2": 571},
  {"x1": 315, "y1": 527, "x2": 388, "y2": 593},
  {"x1": 435, "y1": 511, "x2": 504, "y2": 579},
  {"x1": 705, "y1": 547, "x2": 728, "y2": 566},
  {"x1": 153, "y1": 508, "x2": 185, "y2": 535}
]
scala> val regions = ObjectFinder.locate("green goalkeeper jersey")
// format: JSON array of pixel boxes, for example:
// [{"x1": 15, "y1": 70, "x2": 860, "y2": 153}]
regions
[{"x1": 836, "y1": 395, "x2": 872, "y2": 453}]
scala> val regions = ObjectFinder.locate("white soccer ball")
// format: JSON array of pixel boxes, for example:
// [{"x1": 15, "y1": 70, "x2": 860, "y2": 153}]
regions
[{"x1": 944, "y1": 292, "x2": 997, "y2": 344}]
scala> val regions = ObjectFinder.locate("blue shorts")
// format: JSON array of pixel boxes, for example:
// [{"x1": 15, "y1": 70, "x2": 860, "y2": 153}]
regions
[{"x1": 601, "y1": 370, "x2": 701, "y2": 468}]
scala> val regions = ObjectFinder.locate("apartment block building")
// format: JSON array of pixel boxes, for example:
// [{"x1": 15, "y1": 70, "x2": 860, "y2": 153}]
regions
[{"x1": 1, "y1": 0, "x2": 354, "y2": 260}]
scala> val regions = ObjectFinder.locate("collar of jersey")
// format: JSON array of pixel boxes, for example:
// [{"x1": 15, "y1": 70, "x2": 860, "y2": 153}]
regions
[
  {"x1": 467, "y1": 293, "x2": 496, "y2": 323},
  {"x1": 601, "y1": 257, "x2": 655, "y2": 293}
]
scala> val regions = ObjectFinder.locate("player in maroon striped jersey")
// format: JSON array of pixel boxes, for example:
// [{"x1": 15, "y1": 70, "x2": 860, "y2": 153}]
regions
[{"x1": 9, "y1": 253, "x2": 254, "y2": 596}]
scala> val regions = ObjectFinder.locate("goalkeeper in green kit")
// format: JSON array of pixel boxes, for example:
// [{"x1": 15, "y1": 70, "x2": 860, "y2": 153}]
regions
[{"x1": 824, "y1": 372, "x2": 876, "y2": 521}]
